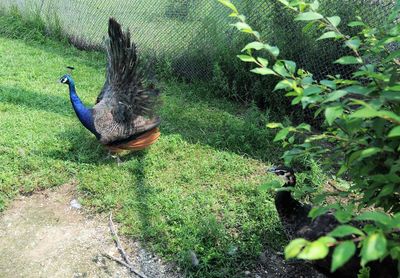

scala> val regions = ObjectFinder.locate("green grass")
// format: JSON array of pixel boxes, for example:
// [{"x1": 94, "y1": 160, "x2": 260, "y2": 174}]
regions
[{"x1": 0, "y1": 13, "x2": 327, "y2": 277}]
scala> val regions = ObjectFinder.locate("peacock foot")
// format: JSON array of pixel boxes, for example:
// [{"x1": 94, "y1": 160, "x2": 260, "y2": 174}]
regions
[{"x1": 107, "y1": 151, "x2": 122, "y2": 166}]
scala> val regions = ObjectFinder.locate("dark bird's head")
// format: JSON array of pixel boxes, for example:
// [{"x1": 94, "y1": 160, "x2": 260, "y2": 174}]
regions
[{"x1": 268, "y1": 166, "x2": 296, "y2": 186}]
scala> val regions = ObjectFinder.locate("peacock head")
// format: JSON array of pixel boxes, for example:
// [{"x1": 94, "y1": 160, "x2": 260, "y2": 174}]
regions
[
  {"x1": 59, "y1": 66, "x2": 75, "y2": 85},
  {"x1": 268, "y1": 166, "x2": 296, "y2": 186},
  {"x1": 59, "y1": 74, "x2": 74, "y2": 86}
]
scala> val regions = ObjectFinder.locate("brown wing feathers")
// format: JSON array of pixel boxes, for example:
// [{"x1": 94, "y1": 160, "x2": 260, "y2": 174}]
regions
[{"x1": 93, "y1": 18, "x2": 160, "y2": 145}]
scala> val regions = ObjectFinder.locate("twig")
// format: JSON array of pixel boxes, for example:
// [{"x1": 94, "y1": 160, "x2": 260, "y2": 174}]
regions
[
  {"x1": 109, "y1": 212, "x2": 133, "y2": 266},
  {"x1": 102, "y1": 253, "x2": 148, "y2": 278},
  {"x1": 105, "y1": 212, "x2": 148, "y2": 278}
]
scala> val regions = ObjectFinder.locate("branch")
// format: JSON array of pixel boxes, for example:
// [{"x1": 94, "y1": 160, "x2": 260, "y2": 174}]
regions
[
  {"x1": 102, "y1": 253, "x2": 148, "y2": 278},
  {"x1": 105, "y1": 212, "x2": 148, "y2": 278},
  {"x1": 109, "y1": 212, "x2": 133, "y2": 266}
]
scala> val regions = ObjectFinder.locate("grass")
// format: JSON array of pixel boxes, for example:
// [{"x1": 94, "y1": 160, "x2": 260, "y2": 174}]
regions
[{"x1": 0, "y1": 12, "x2": 326, "y2": 277}]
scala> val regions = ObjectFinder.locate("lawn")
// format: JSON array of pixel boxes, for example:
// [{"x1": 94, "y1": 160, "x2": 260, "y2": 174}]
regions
[{"x1": 0, "y1": 13, "x2": 292, "y2": 277}]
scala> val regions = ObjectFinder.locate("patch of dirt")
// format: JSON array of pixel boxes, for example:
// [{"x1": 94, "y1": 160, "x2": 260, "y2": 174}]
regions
[
  {"x1": 0, "y1": 183, "x2": 327, "y2": 278},
  {"x1": 252, "y1": 246, "x2": 327, "y2": 278},
  {"x1": 0, "y1": 184, "x2": 180, "y2": 278}
]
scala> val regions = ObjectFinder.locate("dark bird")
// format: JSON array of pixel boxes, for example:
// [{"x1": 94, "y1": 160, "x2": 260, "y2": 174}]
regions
[
  {"x1": 59, "y1": 18, "x2": 160, "y2": 154},
  {"x1": 268, "y1": 166, "x2": 398, "y2": 278}
]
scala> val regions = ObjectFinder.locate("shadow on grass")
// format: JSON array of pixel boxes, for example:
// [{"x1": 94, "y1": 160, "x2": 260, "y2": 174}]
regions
[
  {"x1": 159, "y1": 85, "x2": 282, "y2": 163},
  {"x1": 0, "y1": 83, "x2": 282, "y2": 164},
  {"x1": 0, "y1": 85, "x2": 71, "y2": 116}
]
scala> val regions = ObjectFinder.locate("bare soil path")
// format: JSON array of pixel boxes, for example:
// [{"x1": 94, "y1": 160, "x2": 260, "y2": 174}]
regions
[
  {"x1": 0, "y1": 183, "x2": 326, "y2": 278},
  {"x1": 0, "y1": 184, "x2": 180, "y2": 278}
]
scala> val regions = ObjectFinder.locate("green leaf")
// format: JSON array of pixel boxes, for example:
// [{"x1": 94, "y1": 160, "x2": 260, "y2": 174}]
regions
[
  {"x1": 345, "y1": 85, "x2": 374, "y2": 95},
  {"x1": 297, "y1": 123, "x2": 311, "y2": 131},
  {"x1": 327, "y1": 16, "x2": 341, "y2": 27},
  {"x1": 325, "y1": 105, "x2": 343, "y2": 125},
  {"x1": 297, "y1": 240, "x2": 329, "y2": 260},
  {"x1": 218, "y1": 0, "x2": 238, "y2": 13},
  {"x1": 277, "y1": 0, "x2": 290, "y2": 6},
  {"x1": 265, "y1": 44, "x2": 280, "y2": 58},
  {"x1": 324, "y1": 90, "x2": 348, "y2": 103},
  {"x1": 388, "y1": 126, "x2": 400, "y2": 138},
  {"x1": 257, "y1": 57, "x2": 269, "y2": 67},
  {"x1": 320, "y1": 80, "x2": 336, "y2": 89},
  {"x1": 274, "y1": 127, "x2": 290, "y2": 142},
  {"x1": 295, "y1": 12, "x2": 323, "y2": 21},
  {"x1": 242, "y1": 41, "x2": 265, "y2": 51},
  {"x1": 345, "y1": 38, "x2": 361, "y2": 50},
  {"x1": 378, "y1": 184, "x2": 395, "y2": 198},
  {"x1": 252, "y1": 30, "x2": 261, "y2": 40},
  {"x1": 309, "y1": 206, "x2": 330, "y2": 219},
  {"x1": 355, "y1": 212, "x2": 391, "y2": 225},
  {"x1": 266, "y1": 122, "x2": 283, "y2": 129},
  {"x1": 273, "y1": 62, "x2": 290, "y2": 77},
  {"x1": 348, "y1": 21, "x2": 365, "y2": 27},
  {"x1": 283, "y1": 60, "x2": 296, "y2": 74},
  {"x1": 237, "y1": 55, "x2": 256, "y2": 62},
  {"x1": 304, "y1": 86, "x2": 322, "y2": 96},
  {"x1": 250, "y1": 67, "x2": 277, "y2": 75},
  {"x1": 334, "y1": 210, "x2": 353, "y2": 223},
  {"x1": 390, "y1": 246, "x2": 400, "y2": 260},
  {"x1": 317, "y1": 236, "x2": 336, "y2": 245},
  {"x1": 317, "y1": 31, "x2": 341, "y2": 40},
  {"x1": 331, "y1": 241, "x2": 356, "y2": 272},
  {"x1": 348, "y1": 148, "x2": 381, "y2": 165},
  {"x1": 274, "y1": 80, "x2": 293, "y2": 91},
  {"x1": 337, "y1": 164, "x2": 348, "y2": 176},
  {"x1": 378, "y1": 110, "x2": 400, "y2": 123},
  {"x1": 259, "y1": 180, "x2": 281, "y2": 191},
  {"x1": 329, "y1": 225, "x2": 365, "y2": 237},
  {"x1": 285, "y1": 238, "x2": 308, "y2": 259},
  {"x1": 334, "y1": 56, "x2": 362, "y2": 65},
  {"x1": 236, "y1": 14, "x2": 246, "y2": 21},
  {"x1": 384, "y1": 49, "x2": 400, "y2": 63},
  {"x1": 303, "y1": 21, "x2": 314, "y2": 33},
  {"x1": 361, "y1": 232, "x2": 387, "y2": 266},
  {"x1": 359, "y1": 147, "x2": 381, "y2": 159},
  {"x1": 310, "y1": 0, "x2": 319, "y2": 10},
  {"x1": 350, "y1": 106, "x2": 379, "y2": 118},
  {"x1": 231, "y1": 22, "x2": 252, "y2": 32}
]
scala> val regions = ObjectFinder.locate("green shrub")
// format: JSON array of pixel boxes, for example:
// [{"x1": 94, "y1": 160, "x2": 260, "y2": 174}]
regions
[{"x1": 220, "y1": 0, "x2": 400, "y2": 274}]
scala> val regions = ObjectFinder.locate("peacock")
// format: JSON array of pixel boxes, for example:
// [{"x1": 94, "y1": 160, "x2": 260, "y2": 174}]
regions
[
  {"x1": 268, "y1": 166, "x2": 398, "y2": 278},
  {"x1": 59, "y1": 18, "x2": 160, "y2": 155}
]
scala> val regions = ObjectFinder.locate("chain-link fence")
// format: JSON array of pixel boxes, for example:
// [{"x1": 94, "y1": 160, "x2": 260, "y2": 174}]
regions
[
  {"x1": 0, "y1": 0, "x2": 396, "y2": 112},
  {"x1": 0, "y1": 0, "x2": 396, "y2": 76}
]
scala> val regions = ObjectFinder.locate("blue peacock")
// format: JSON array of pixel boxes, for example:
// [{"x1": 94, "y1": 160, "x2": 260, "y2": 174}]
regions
[{"x1": 60, "y1": 18, "x2": 160, "y2": 154}]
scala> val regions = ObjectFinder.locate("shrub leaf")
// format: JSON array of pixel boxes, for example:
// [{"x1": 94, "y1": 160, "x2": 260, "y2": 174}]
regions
[{"x1": 331, "y1": 241, "x2": 356, "y2": 272}]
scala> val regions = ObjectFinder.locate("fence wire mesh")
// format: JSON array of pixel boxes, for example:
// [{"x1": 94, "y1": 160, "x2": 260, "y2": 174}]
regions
[{"x1": 0, "y1": 0, "x2": 396, "y2": 83}]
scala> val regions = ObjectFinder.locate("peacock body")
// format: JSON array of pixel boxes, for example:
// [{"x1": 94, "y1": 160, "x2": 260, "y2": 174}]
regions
[
  {"x1": 60, "y1": 18, "x2": 160, "y2": 152},
  {"x1": 269, "y1": 166, "x2": 398, "y2": 278}
]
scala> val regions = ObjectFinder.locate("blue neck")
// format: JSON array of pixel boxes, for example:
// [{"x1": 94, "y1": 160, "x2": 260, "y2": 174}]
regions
[{"x1": 68, "y1": 81, "x2": 99, "y2": 138}]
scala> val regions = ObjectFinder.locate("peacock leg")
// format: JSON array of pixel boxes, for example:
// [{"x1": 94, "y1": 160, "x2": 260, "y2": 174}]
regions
[{"x1": 107, "y1": 151, "x2": 122, "y2": 166}]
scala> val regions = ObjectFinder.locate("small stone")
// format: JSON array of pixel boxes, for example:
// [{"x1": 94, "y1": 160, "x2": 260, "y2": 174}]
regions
[
  {"x1": 188, "y1": 250, "x2": 199, "y2": 267},
  {"x1": 70, "y1": 199, "x2": 82, "y2": 209},
  {"x1": 244, "y1": 270, "x2": 251, "y2": 276}
]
